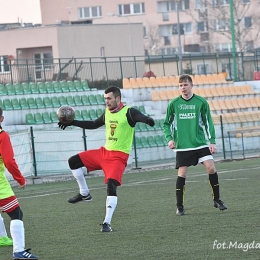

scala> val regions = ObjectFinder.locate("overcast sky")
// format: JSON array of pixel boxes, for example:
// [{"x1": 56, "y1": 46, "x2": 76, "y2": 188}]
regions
[{"x1": 0, "y1": 0, "x2": 41, "y2": 24}]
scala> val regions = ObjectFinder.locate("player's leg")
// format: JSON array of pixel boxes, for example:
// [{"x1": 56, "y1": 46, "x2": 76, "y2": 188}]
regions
[
  {"x1": 176, "y1": 166, "x2": 187, "y2": 216},
  {"x1": 101, "y1": 178, "x2": 119, "y2": 232},
  {"x1": 0, "y1": 212, "x2": 13, "y2": 246},
  {"x1": 200, "y1": 149, "x2": 227, "y2": 211},
  {"x1": 67, "y1": 149, "x2": 101, "y2": 203},
  {"x1": 175, "y1": 150, "x2": 197, "y2": 216},
  {"x1": 101, "y1": 149, "x2": 128, "y2": 232},
  {"x1": 4, "y1": 201, "x2": 38, "y2": 259}
]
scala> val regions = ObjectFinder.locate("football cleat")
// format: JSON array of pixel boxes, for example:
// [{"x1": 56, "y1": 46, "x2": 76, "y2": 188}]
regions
[
  {"x1": 68, "y1": 193, "x2": 92, "y2": 204},
  {"x1": 101, "y1": 223, "x2": 113, "y2": 232},
  {"x1": 176, "y1": 206, "x2": 185, "y2": 216},
  {"x1": 0, "y1": 236, "x2": 13, "y2": 246},
  {"x1": 214, "y1": 199, "x2": 227, "y2": 210},
  {"x1": 13, "y1": 248, "x2": 38, "y2": 259}
]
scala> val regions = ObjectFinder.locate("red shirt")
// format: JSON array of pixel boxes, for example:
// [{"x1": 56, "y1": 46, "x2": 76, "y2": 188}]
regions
[{"x1": 0, "y1": 129, "x2": 26, "y2": 186}]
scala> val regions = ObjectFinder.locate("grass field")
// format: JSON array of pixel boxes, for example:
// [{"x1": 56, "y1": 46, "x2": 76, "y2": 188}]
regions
[{"x1": 2, "y1": 158, "x2": 260, "y2": 260}]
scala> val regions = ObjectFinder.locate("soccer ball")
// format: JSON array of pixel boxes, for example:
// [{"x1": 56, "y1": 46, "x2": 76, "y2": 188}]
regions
[{"x1": 57, "y1": 105, "x2": 75, "y2": 124}]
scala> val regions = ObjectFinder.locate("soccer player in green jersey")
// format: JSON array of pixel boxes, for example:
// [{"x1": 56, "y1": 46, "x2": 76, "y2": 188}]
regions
[
  {"x1": 163, "y1": 74, "x2": 227, "y2": 216},
  {"x1": 58, "y1": 86, "x2": 155, "y2": 232}
]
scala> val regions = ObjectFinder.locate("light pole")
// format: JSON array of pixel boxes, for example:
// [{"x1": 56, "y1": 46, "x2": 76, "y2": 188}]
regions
[
  {"x1": 229, "y1": 0, "x2": 237, "y2": 81},
  {"x1": 176, "y1": 0, "x2": 183, "y2": 74},
  {"x1": 107, "y1": 13, "x2": 134, "y2": 56}
]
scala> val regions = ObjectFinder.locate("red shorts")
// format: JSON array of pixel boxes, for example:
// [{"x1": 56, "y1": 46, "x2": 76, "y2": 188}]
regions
[
  {"x1": 79, "y1": 147, "x2": 129, "y2": 185},
  {"x1": 0, "y1": 196, "x2": 20, "y2": 213}
]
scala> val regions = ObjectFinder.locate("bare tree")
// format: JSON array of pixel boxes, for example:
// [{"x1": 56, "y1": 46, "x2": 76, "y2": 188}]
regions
[
  {"x1": 144, "y1": 22, "x2": 163, "y2": 55},
  {"x1": 185, "y1": 0, "x2": 260, "y2": 78}
]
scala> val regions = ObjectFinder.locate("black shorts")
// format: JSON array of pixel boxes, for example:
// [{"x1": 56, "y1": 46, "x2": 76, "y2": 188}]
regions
[{"x1": 175, "y1": 147, "x2": 212, "y2": 169}]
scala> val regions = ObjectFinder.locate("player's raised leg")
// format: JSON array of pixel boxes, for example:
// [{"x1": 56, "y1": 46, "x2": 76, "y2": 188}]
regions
[{"x1": 67, "y1": 154, "x2": 92, "y2": 203}]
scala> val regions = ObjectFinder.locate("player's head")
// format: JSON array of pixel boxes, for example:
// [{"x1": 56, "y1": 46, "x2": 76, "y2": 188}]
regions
[
  {"x1": 104, "y1": 86, "x2": 122, "y2": 110},
  {"x1": 179, "y1": 74, "x2": 193, "y2": 84},
  {"x1": 178, "y1": 74, "x2": 193, "y2": 99},
  {"x1": 0, "y1": 107, "x2": 4, "y2": 125}
]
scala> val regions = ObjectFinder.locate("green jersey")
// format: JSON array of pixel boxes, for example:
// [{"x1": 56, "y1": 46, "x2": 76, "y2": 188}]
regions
[
  {"x1": 104, "y1": 106, "x2": 134, "y2": 154},
  {"x1": 163, "y1": 94, "x2": 216, "y2": 151}
]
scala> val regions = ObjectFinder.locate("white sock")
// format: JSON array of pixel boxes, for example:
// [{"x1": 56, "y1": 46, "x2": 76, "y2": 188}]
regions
[
  {"x1": 71, "y1": 168, "x2": 89, "y2": 196},
  {"x1": 0, "y1": 213, "x2": 7, "y2": 237},
  {"x1": 103, "y1": 196, "x2": 118, "y2": 225},
  {"x1": 10, "y1": 220, "x2": 25, "y2": 253}
]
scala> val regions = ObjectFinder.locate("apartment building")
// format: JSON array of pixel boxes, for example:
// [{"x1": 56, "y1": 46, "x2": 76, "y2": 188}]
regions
[{"x1": 40, "y1": 0, "x2": 260, "y2": 56}]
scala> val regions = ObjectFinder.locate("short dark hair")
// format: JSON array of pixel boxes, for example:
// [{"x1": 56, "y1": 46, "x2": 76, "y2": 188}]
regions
[
  {"x1": 104, "y1": 86, "x2": 121, "y2": 99},
  {"x1": 0, "y1": 107, "x2": 2, "y2": 117},
  {"x1": 179, "y1": 74, "x2": 193, "y2": 84}
]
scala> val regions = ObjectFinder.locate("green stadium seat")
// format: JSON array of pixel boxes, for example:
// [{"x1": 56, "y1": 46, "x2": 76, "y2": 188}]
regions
[
  {"x1": 6, "y1": 83, "x2": 15, "y2": 95},
  {"x1": 0, "y1": 84, "x2": 7, "y2": 95},
  {"x1": 50, "y1": 111, "x2": 59, "y2": 123},
  {"x1": 96, "y1": 108, "x2": 104, "y2": 118},
  {"x1": 14, "y1": 83, "x2": 23, "y2": 95},
  {"x1": 53, "y1": 81, "x2": 62, "y2": 93},
  {"x1": 25, "y1": 113, "x2": 37, "y2": 125},
  {"x1": 45, "y1": 81, "x2": 55, "y2": 93},
  {"x1": 66, "y1": 96, "x2": 76, "y2": 106},
  {"x1": 67, "y1": 81, "x2": 77, "y2": 92},
  {"x1": 147, "y1": 136, "x2": 157, "y2": 147},
  {"x1": 139, "y1": 105, "x2": 149, "y2": 115},
  {"x1": 81, "y1": 95, "x2": 91, "y2": 106},
  {"x1": 58, "y1": 96, "x2": 67, "y2": 106},
  {"x1": 30, "y1": 82, "x2": 39, "y2": 94},
  {"x1": 81, "y1": 80, "x2": 90, "y2": 90},
  {"x1": 35, "y1": 97, "x2": 45, "y2": 108},
  {"x1": 43, "y1": 97, "x2": 53, "y2": 108},
  {"x1": 19, "y1": 98, "x2": 29, "y2": 109},
  {"x1": 21, "y1": 83, "x2": 31, "y2": 94},
  {"x1": 89, "y1": 109, "x2": 97, "y2": 120},
  {"x1": 140, "y1": 136, "x2": 150, "y2": 148},
  {"x1": 11, "y1": 98, "x2": 21, "y2": 110},
  {"x1": 88, "y1": 94, "x2": 98, "y2": 105},
  {"x1": 75, "y1": 110, "x2": 83, "y2": 120},
  {"x1": 27, "y1": 97, "x2": 37, "y2": 109},
  {"x1": 81, "y1": 109, "x2": 91, "y2": 120},
  {"x1": 137, "y1": 122, "x2": 149, "y2": 132},
  {"x1": 37, "y1": 82, "x2": 47, "y2": 93},
  {"x1": 34, "y1": 112, "x2": 44, "y2": 124},
  {"x1": 3, "y1": 99, "x2": 13, "y2": 110},
  {"x1": 155, "y1": 135, "x2": 165, "y2": 147},
  {"x1": 60, "y1": 81, "x2": 70, "y2": 92},
  {"x1": 96, "y1": 94, "x2": 105, "y2": 105},
  {"x1": 73, "y1": 95, "x2": 83, "y2": 106},
  {"x1": 153, "y1": 119, "x2": 162, "y2": 131},
  {"x1": 134, "y1": 136, "x2": 143, "y2": 149},
  {"x1": 51, "y1": 96, "x2": 60, "y2": 108},
  {"x1": 74, "y1": 80, "x2": 84, "y2": 92},
  {"x1": 42, "y1": 112, "x2": 52, "y2": 124}
]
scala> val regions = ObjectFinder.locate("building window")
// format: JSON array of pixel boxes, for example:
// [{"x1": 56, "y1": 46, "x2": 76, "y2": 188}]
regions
[
  {"x1": 164, "y1": 36, "x2": 171, "y2": 45},
  {"x1": 213, "y1": 43, "x2": 232, "y2": 52},
  {"x1": 197, "y1": 63, "x2": 210, "y2": 74},
  {"x1": 184, "y1": 23, "x2": 192, "y2": 34},
  {"x1": 244, "y1": 17, "x2": 252, "y2": 28},
  {"x1": 213, "y1": 19, "x2": 230, "y2": 31},
  {"x1": 211, "y1": 0, "x2": 229, "y2": 6},
  {"x1": 0, "y1": 56, "x2": 10, "y2": 73},
  {"x1": 118, "y1": 3, "x2": 145, "y2": 15},
  {"x1": 245, "y1": 41, "x2": 254, "y2": 51},
  {"x1": 195, "y1": 0, "x2": 207, "y2": 9},
  {"x1": 78, "y1": 6, "x2": 102, "y2": 19},
  {"x1": 34, "y1": 53, "x2": 53, "y2": 70},
  {"x1": 242, "y1": 0, "x2": 250, "y2": 4},
  {"x1": 197, "y1": 22, "x2": 207, "y2": 32}
]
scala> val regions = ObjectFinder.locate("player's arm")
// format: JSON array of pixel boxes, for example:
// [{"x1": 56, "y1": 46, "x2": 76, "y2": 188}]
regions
[
  {"x1": 163, "y1": 102, "x2": 175, "y2": 143},
  {"x1": 127, "y1": 107, "x2": 155, "y2": 127},
  {"x1": 0, "y1": 133, "x2": 26, "y2": 187},
  {"x1": 202, "y1": 101, "x2": 216, "y2": 145},
  {"x1": 58, "y1": 113, "x2": 105, "y2": 130}
]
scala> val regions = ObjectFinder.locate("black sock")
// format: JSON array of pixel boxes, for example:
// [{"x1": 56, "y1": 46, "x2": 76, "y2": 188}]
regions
[
  {"x1": 176, "y1": 176, "x2": 186, "y2": 208},
  {"x1": 209, "y1": 172, "x2": 219, "y2": 200}
]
